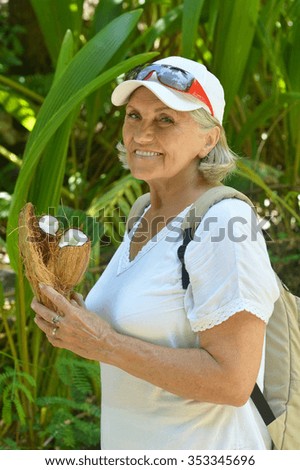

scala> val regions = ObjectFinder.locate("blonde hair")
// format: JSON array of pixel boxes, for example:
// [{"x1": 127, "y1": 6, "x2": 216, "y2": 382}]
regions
[
  {"x1": 190, "y1": 108, "x2": 238, "y2": 182},
  {"x1": 116, "y1": 108, "x2": 238, "y2": 183}
]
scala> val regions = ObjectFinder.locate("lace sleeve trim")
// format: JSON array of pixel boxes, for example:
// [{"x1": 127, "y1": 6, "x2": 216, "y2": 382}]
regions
[{"x1": 188, "y1": 298, "x2": 272, "y2": 332}]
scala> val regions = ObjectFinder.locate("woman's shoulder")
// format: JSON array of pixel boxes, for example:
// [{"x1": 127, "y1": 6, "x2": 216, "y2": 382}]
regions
[
  {"x1": 203, "y1": 197, "x2": 254, "y2": 217},
  {"x1": 194, "y1": 197, "x2": 256, "y2": 236}
]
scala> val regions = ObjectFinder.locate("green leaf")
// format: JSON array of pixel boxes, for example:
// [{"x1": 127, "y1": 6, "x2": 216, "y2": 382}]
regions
[
  {"x1": 91, "y1": 0, "x2": 123, "y2": 36},
  {"x1": 28, "y1": 114, "x2": 75, "y2": 212},
  {"x1": 235, "y1": 92, "x2": 300, "y2": 147},
  {"x1": 30, "y1": 0, "x2": 84, "y2": 65},
  {"x1": 52, "y1": 29, "x2": 74, "y2": 86},
  {"x1": 182, "y1": 0, "x2": 205, "y2": 58},
  {"x1": 28, "y1": 29, "x2": 76, "y2": 212},
  {"x1": 213, "y1": 0, "x2": 260, "y2": 116},
  {"x1": 22, "y1": 10, "x2": 143, "y2": 160}
]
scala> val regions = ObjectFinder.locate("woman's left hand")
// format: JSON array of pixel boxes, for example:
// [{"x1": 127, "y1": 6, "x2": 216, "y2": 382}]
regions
[{"x1": 31, "y1": 284, "x2": 115, "y2": 362}]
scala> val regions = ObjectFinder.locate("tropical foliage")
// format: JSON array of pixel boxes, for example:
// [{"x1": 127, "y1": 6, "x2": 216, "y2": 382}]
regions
[{"x1": 0, "y1": 0, "x2": 299, "y2": 449}]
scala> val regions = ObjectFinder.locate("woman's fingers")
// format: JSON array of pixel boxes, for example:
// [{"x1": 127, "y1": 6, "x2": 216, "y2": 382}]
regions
[
  {"x1": 31, "y1": 297, "x2": 62, "y2": 338},
  {"x1": 70, "y1": 291, "x2": 86, "y2": 308},
  {"x1": 34, "y1": 311, "x2": 62, "y2": 342},
  {"x1": 31, "y1": 296, "x2": 54, "y2": 321},
  {"x1": 38, "y1": 284, "x2": 73, "y2": 314}
]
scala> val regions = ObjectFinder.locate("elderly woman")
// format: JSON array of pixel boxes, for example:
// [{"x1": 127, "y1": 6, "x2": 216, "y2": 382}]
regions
[{"x1": 32, "y1": 56, "x2": 279, "y2": 450}]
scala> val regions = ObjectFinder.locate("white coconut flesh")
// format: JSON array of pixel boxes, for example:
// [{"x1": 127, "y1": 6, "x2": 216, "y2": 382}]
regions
[
  {"x1": 38, "y1": 215, "x2": 59, "y2": 236},
  {"x1": 58, "y1": 228, "x2": 88, "y2": 248}
]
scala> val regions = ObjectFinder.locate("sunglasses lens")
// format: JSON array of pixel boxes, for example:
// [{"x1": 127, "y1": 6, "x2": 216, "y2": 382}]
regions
[
  {"x1": 136, "y1": 66, "x2": 158, "y2": 80},
  {"x1": 157, "y1": 68, "x2": 193, "y2": 91},
  {"x1": 134, "y1": 65, "x2": 194, "y2": 92}
]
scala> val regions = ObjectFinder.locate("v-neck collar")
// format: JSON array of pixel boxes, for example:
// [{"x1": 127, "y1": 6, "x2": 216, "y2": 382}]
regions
[{"x1": 117, "y1": 204, "x2": 192, "y2": 275}]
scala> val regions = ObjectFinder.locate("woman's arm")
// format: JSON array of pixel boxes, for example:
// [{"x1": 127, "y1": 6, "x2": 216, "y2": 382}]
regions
[{"x1": 32, "y1": 284, "x2": 265, "y2": 406}]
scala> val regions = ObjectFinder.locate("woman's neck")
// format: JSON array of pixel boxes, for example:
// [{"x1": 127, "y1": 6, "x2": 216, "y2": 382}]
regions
[{"x1": 147, "y1": 174, "x2": 217, "y2": 215}]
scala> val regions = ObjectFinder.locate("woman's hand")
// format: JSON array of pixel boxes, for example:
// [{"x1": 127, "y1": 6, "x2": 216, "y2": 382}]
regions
[
  {"x1": 31, "y1": 284, "x2": 116, "y2": 362},
  {"x1": 31, "y1": 284, "x2": 265, "y2": 405}
]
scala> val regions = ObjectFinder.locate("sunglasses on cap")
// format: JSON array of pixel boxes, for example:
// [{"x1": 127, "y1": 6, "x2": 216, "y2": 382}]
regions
[{"x1": 125, "y1": 64, "x2": 214, "y2": 117}]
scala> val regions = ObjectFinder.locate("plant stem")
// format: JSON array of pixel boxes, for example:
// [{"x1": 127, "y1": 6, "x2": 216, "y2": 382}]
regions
[
  {"x1": 0, "y1": 145, "x2": 22, "y2": 167},
  {"x1": 1, "y1": 309, "x2": 20, "y2": 373},
  {"x1": 0, "y1": 75, "x2": 44, "y2": 104}
]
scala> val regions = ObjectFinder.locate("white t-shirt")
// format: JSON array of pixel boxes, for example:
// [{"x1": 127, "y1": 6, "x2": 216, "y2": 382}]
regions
[{"x1": 85, "y1": 199, "x2": 280, "y2": 450}]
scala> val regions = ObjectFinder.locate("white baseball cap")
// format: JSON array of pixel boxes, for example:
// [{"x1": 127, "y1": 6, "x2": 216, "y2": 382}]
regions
[{"x1": 111, "y1": 56, "x2": 225, "y2": 124}]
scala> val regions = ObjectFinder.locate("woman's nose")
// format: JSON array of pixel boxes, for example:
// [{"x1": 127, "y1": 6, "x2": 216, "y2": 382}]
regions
[{"x1": 134, "y1": 121, "x2": 155, "y2": 143}]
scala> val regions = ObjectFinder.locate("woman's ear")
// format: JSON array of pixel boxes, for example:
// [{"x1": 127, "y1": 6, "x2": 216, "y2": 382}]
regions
[{"x1": 199, "y1": 126, "x2": 221, "y2": 158}]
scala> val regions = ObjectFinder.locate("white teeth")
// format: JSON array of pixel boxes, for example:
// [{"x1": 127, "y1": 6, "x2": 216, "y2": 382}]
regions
[{"x1": 135, "y1": 150, "x2": 161, "y2": 157}]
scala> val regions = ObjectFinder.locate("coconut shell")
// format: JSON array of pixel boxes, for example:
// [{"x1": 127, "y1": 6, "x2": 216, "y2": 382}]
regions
[
  {"x1": 18, "y1": 203, "x2": 91, "y2": 311},
  {"x1": 55, "y1": 242, "x2": 91, "y2": 291},
  {"x1": 19, "y1": 203, "x2": 58, "y2": 309}
]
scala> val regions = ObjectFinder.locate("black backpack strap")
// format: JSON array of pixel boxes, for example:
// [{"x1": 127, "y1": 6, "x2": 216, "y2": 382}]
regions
[
  {"x1": 177, "y1": 186, "x2": 254, "y2": 289},
  {"x1": 250, "y1": 383, "x2": 276, "y2": 426},
  {"x1": 177, "y1": 228, "x2": 193, "y2": 289}
]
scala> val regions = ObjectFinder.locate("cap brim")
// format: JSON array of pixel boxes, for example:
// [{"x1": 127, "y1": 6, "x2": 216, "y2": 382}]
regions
[{"x1": 111, "y1": 80, "x2": 210, "y2": 113}]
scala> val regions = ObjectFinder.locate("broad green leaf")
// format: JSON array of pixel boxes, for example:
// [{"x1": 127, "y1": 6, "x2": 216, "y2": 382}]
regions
[
  {"x1": 91, "y1": 0, "x2": 123, "y2": 37},
  {"x1": 52, "y1": 29, "x2": 74, "y2": 86},
  {"x1": 213, "y1": 0, "x2": 260, "y2": 116},
  {"x1": 30, "y1": 0, "x2": 84, "y2": 65},
  {"x1": 27, "y1": 30, "x2": 76, "y2": 212},
  {"x1": 28, "y1": 114, "x2": 74, "y2": 212},
  {"x1": 182, "y1": 0, "x2": 205, "y2": 58},
  {"x1": 235, "y1": 92, "x2": 300, "y2": 147},
  {"x1": 21, "y1": 10, "x2": 143, "y2": 162}
]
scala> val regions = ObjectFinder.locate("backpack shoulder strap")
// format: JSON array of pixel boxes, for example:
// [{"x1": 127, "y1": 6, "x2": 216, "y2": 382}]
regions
[
  {"x1": 126, "y1": 192, "x2": 151, "y2": 233},
  {"x1": 178, "y1": 185, "x2": 254, "y2": 288},
  {"x1": 181, "y1": 184, "x2": 254, "y2": 235}
]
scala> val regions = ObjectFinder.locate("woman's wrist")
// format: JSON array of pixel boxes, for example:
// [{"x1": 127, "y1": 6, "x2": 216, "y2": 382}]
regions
[{"x1": 97, "y1": 324, "x2": 123, "y2": 364}]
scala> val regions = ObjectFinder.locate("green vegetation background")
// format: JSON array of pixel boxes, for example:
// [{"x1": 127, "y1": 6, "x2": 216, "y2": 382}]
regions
[{"x1": 0, "y1": 0, "x2": 299, "y2": 449}]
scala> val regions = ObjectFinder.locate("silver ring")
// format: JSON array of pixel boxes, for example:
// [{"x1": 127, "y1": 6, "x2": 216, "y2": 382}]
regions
[
  {"x1": 52, "y1": 327, "x2": 58, "y2": 336},
  {"x1": 52, "y1": 314, "x2": 60, "y2": 325}
]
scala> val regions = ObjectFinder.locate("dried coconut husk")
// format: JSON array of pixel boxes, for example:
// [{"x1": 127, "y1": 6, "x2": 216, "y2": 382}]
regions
[
  {"x1": 18, "y1": 202, "x2": 91, "y2": 311},
  {"x1": 55, "y1": 243, "x2": 91, "y2": 291}
]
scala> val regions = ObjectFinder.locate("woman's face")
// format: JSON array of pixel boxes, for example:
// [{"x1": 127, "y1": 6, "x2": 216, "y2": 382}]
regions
[{"x1": 122, "y1": 87, "x2": 216, "y2": 185}]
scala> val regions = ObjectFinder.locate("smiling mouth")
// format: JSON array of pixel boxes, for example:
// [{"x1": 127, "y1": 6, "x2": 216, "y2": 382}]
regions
[{"x1": 134, "y1": 150, "x2": 163, "y2": 158}]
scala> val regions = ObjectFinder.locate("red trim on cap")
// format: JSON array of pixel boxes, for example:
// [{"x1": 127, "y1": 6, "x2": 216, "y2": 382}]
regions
[
  {"x1": 143, "y1": 70, "x2": 214, "y2": 116},
  {"x1": 188, "y1": 81, "x2": 214, "y2": 116}
]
